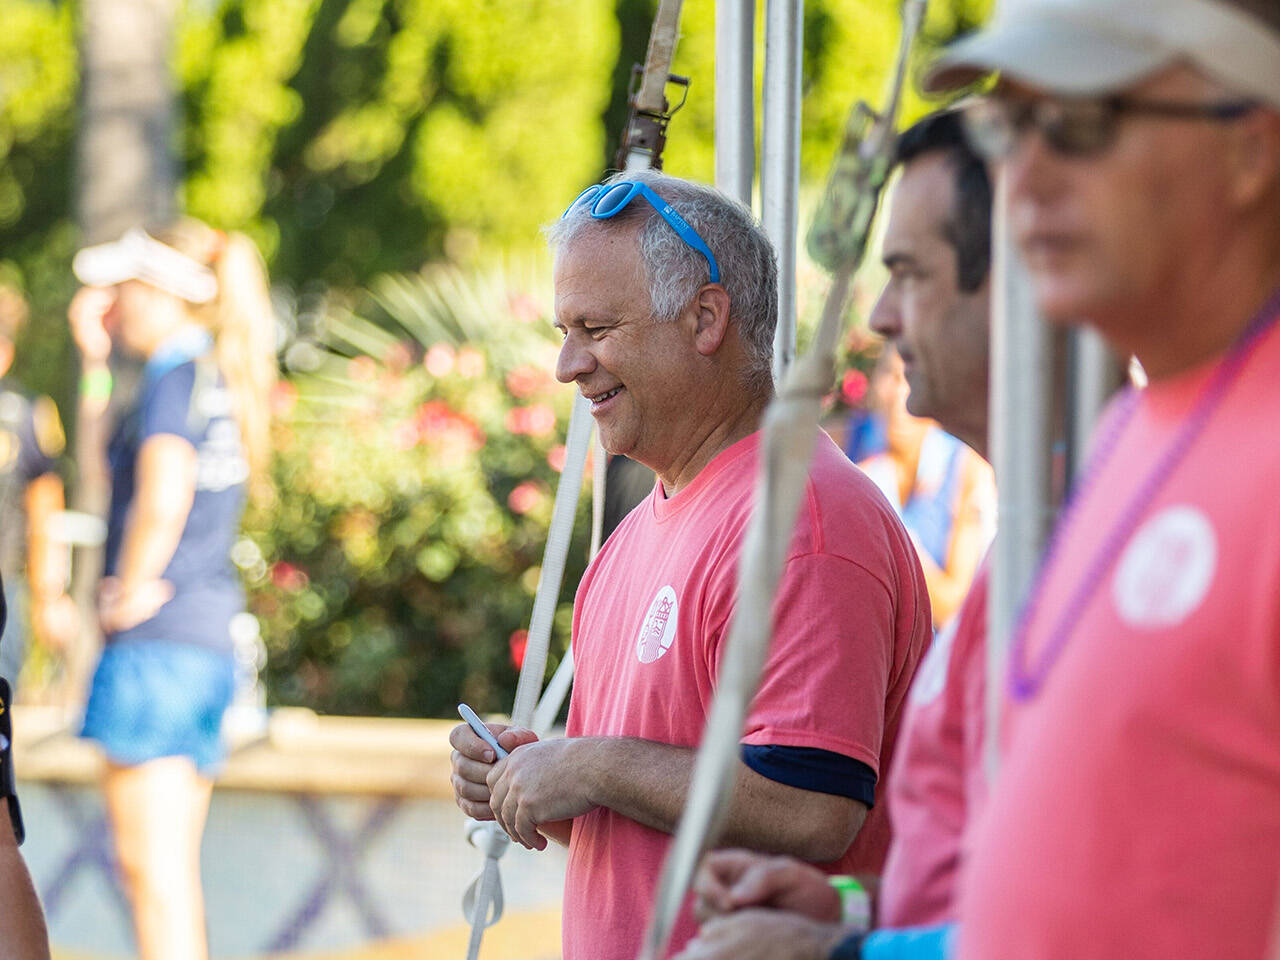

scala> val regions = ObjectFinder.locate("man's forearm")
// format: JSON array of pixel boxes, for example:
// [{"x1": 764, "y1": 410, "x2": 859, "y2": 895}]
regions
[{"x1": 581, "y1": 737, "x2": 864, "y2": 862}]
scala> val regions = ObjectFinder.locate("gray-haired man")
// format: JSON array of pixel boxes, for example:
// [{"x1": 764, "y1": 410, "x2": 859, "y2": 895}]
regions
[{"x1": 449, "y1": 170, "x2": 932, "y2": 960}]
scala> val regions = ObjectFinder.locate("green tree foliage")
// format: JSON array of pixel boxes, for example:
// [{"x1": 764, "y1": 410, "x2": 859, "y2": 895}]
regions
[
  {"x1": 177, "y1": 0, "x2": 618, "y2": 286},
  {"x1": 0, "y1": 1, "x2": 77, "y2": 404},
  {"x1": 608, "y1": 0, "x2": 991, "y2": 183},
  {"x1": 0, "y1": 0, "x2": 997, "y2": 716}
]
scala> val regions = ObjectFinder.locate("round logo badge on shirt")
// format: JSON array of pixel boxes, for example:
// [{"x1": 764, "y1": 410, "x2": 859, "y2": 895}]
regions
[
  {"x1": 636, "y1": 585, "x2": 679, "y2": 664},
  {"x1": 1112, "y1": 505, "x2": 1217, "y2": 628}
]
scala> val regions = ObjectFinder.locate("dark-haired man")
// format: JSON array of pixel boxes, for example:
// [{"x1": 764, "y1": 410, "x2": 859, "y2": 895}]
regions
[{"x1": 678, "y1": 109, "x2": 995, "y2": 960}]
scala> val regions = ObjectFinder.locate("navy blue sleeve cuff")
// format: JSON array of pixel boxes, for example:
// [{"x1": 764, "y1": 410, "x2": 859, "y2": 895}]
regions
[{"x1": 741, "y1": 744, "x2": 876, "y2": 807}]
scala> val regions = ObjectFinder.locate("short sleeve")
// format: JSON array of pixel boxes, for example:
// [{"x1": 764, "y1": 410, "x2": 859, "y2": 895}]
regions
[
  {"x1": 15, "y1": 396, "x2": 62, "y2": 483},
  {"x1": 140, "y1": 364, "x2": 201, "y2": 447},
  {"x1": 738, "y1": 552, "x2": 898, "y2": 774}
]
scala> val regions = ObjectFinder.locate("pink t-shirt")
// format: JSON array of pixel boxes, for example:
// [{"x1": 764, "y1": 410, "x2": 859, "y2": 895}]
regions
[
  {"x1": 958, "y1": 312, "x2": 1280, "y2": 960},
  {"x1": 563, "y1": 429, "x2": 931, "y2": 960},
  {"x1": 879, "y1": 563, "x2": 988, "y2": 928}
]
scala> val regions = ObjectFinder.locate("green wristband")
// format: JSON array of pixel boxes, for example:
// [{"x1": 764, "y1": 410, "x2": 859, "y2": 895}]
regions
[{"x1": 80, "y1": 367, "x2": 113, "y2": 401}]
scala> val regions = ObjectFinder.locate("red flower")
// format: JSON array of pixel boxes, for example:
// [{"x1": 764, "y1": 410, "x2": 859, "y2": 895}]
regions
[
  {"x1": 547, "y1": 444, "x2": 567, "y2": 473},
  {"x1": 270, "y1": 381, "x2": 298, "y2": 417},
  {"x1": 841, "y1": 369, "x2": 869, "y2": 406},
  {"x1": 383, "y1": 341, "x2": 413, "y2": 374},
  {"x1": 508, "y1": 482, "x2": 543, "y2": 515},
  {"x1": 424, "y1": 343, "x2": 456, "y2": 377},
  {"x1": 509, "y1": 629, "x2": 529, "y2": 670},
  {"x1": 506, "y1": 403, "x2": 556, "y2": 437},
  {"x1": 507, "y1": 293, "x2": 542, "y2": 324},
  {"x1": 417, "y1": 401, "x2": 484, "y2": 451},
  {"x1": 505, "y1": 365, "x2": 548, "y2": 399},
  {"x1": 271, "y1": 562, "x2": 309, "y2": 592}
]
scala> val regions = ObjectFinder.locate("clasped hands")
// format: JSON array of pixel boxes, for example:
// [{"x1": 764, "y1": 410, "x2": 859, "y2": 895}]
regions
[
  {"x1": 673, "y1": 849, "x2": 850, "y2": 960},
  {"x1": 449, "y1": 720, "x2": 597, "y2": 851}
]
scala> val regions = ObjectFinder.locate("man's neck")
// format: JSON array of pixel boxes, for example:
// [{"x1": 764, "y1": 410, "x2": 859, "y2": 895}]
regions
[
  {"x1": 951, "y1": 417, "x2": 989, "y2": 462},
  {"x1": 657, "y1": 389, "x2": 772, "y2": 497},
  {"x1": 1127, "y1": 239, "x2": 1280, "y2": 382}
]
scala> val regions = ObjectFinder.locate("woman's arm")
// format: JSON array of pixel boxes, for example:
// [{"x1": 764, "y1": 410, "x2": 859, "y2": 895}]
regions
[{"x1": 99, "y1": 435, "x2": 198, "y2": 633}]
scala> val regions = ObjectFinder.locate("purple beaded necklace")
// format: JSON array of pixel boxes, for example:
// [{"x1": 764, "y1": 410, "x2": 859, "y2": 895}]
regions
[{"x1": 1009, "y1": 287, "x2": 1280, "y2": 702}]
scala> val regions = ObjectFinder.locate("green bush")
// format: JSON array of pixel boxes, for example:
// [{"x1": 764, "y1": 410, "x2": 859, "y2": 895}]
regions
[{"x1": 241, "y1": 262, "x2": 590, "y2": 717}]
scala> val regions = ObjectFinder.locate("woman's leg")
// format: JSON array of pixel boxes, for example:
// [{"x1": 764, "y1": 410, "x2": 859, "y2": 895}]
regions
[{"x1": 103, "y1": 758, "x2": 214, "y2": 960}]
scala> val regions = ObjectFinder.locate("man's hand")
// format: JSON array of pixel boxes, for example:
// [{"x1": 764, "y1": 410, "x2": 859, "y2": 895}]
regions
[
  {"x1": 449, "y1": 721, "x2": 538, "y2": 821},
  {"x1": 673, "y1": 909, "x2": 847, "y2": 960},
  {"x1": 487, "y1": 736, "x2": 600, "y2": 851},
  {"x1": 694, "y1": 850, "x2": 842, "y2": 923}
]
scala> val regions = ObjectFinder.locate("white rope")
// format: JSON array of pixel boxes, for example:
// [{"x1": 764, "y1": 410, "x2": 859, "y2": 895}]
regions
[
  {"x1": 636, "y1": 5, "x2": 925, "y2": 956},
  {"x1": 531, "y1": 436, "x2": 603, "y2": 737},
  {"x1": 511, "y1": 393, "x2": 595, "y2": 728},
  {"x1": 462, "y1": 393, "x2": 594, "y2": 960}
]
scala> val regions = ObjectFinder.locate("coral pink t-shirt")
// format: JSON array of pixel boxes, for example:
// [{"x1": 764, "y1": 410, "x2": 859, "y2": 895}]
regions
[
  {"x1": 879, "y1": 563, "x2": 988, "y2": 928},
  {"x1": 563, "y1": 430, "x2": 931, "y2": 960},
  {"x1": 959, "y1": 311, "x2": 1280, "y2": 960}
]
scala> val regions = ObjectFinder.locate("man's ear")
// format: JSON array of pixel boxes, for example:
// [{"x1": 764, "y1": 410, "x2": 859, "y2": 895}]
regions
[
  {"x1": 1226, "y1": 108, "x2": 1280, "y2": 209},
  {"x1": 688, "y1": 283, "x2": 732, "y2": 357}
]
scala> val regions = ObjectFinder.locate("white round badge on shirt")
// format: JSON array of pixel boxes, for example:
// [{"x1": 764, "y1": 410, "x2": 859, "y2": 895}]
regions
[
  {"x1": 1112, "y1": 504, "x2": 1217, "y2": 628},
  {"x1": 636, "y1": 585, "x2": 679, "y2": 664}
]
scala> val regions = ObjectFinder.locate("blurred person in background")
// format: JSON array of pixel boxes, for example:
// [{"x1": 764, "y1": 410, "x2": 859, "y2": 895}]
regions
[
  {"x1": 68, "y1": 220, "x2": 276, "y2": 960},
  {"x1": 857, "y1": 346, "x2": 994, "y2": 631},
  {"x1": 0, "y1": 285, "x2": 77, "y2": 690}
]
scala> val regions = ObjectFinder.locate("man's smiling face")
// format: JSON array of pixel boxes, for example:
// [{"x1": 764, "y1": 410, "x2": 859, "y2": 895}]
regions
[{"x1": 553, "y1": 225, "x2": 701, "y2": 472}]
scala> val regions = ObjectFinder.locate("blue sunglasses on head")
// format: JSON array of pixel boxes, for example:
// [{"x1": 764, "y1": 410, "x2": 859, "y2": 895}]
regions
[{"x1": 563, "y1": 181, "x2": 721, "y2": 284}]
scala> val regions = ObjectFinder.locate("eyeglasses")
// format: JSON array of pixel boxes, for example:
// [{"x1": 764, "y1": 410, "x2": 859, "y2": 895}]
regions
[
  {"x1": 563, "y1": 181, "x2": 721, "y2": 283},
  {"x1": 963, "y1": 95, "x2": 1258, "y2": 159}
]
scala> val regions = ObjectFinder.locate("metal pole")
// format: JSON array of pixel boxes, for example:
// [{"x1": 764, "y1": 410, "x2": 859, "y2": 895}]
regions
[
  {"x1": 715, "y1": 0, "x2": 755, "y2": 208},
  {"x1": 986, "y1": 169, "x2": 1057, "y2": 781},
  {"x1": 1067, "y1": 327, "x2": 1125, "y2": 482},
  {"x1": 761, "y1": 0, "x2": 802, "y2": 380}
]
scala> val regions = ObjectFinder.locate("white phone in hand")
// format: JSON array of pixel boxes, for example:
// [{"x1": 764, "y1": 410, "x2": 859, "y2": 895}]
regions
[{"x1": 457, "y1": 703, "x2": 509, "y2": 760}]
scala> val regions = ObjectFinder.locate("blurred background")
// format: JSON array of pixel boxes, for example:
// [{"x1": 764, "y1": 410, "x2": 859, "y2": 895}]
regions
[{"x1": 1, "y1": 0, "x2": 989, "y2": 956}]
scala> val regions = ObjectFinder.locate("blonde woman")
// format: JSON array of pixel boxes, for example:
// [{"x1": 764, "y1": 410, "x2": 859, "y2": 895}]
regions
[{"x1": 69, "y1": 221, "x2": 275, "y2": 960}]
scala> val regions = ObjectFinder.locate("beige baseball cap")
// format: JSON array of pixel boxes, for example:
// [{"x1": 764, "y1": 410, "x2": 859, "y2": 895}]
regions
[
  {"x1": 73, "y1": 227, "x2": 219, "y2": 304},
  {"x1": 924, "y1": 0, "x2": 1280, "y2": 110}
]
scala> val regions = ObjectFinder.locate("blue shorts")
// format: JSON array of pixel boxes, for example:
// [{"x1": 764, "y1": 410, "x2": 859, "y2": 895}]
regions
[{"x1": 81, "y1": 640, "x2": 236, "y2": 775}]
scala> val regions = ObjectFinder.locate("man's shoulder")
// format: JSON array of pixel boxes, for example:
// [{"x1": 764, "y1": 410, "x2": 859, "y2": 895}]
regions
[{"x1": 799, "y1": 432, "x2": 909, "y2": 557}]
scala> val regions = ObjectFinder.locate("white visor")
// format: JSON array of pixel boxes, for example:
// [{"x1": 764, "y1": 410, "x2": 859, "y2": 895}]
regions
[
  {"x1": 924, "y1": 0, "x2": 1280, "y2": 112},
  {"x1": 72, "y1": 228, "x2": 219, "y2": 304}
]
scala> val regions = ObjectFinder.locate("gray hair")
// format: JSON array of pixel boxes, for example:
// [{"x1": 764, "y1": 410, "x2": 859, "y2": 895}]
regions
[{"x1": 545, "y1": 169, "x2": 777, "y2": 389}]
